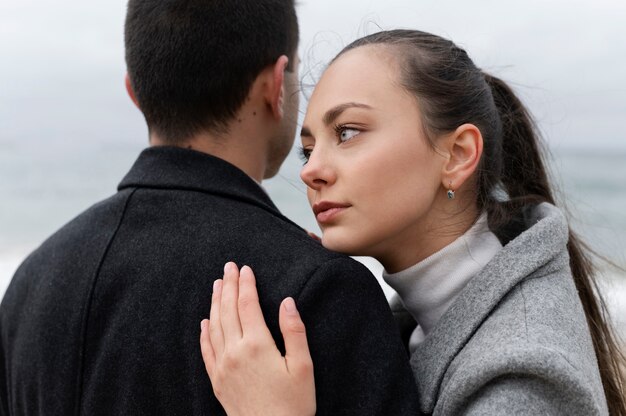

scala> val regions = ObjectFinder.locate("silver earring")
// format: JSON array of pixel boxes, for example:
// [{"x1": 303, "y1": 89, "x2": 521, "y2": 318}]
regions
[{"x1": 447, "y1": 182, "x2": 455, "y2": 200}]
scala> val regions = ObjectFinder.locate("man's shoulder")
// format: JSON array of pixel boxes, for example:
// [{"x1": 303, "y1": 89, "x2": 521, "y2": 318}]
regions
[
  {"x1": 186, "y1": 191, "x2": 362, "y2": 271},
  {"x1": 6, "y1": 189, "x2": 133, "y2": 290},
  {"x1": 239, "y1": 228, "x2": 376, "y2": 302},
  {"x1": 40, "y1": 191, "x2": 130, "y2": 244}
]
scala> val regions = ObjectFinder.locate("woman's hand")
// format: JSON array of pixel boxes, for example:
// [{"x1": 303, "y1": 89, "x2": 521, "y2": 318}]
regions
[
  {"x1": 307, "y1": 230, "x2": 322, "y2": 242},
  {"x1": 200, "y1": 262, "x2": 316, "y2": 416}
]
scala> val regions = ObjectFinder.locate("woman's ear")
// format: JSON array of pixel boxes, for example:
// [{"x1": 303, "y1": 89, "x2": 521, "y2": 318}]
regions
[
  {"x1": 125, "y1": 73, "x2": 140, "y2": 109},
  {"x1": 267, "y1": 55, "x2": 289, "y2": 120},
  {"x1": 441, "y1": 123, "x2": 483, "y2": 192}
]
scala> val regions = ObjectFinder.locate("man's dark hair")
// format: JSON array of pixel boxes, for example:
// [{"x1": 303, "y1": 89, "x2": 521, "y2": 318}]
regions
[{"x1": 125, "y1": 0, "x2": 299, "y2": 142}]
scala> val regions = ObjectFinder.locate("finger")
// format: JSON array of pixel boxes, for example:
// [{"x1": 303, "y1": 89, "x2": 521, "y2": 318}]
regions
[
  {"x1": 238, "y1": 266, "x2": 272, "y2": 338},
  {"x1": 209, "y1": 279, "x2": 225, "y2": 356},
  {"x1": 220, "y1": 262, "x2": 243, "y2": 344},
  {"x1": 279, "y1": 298, "x2": 313, "y2": 376},
  {"x1": 199, "y1": 319, "x2": 216, "y2": 379},
  {"x1": 307, "y1": 231, "x2": 321, "y2": 242}
]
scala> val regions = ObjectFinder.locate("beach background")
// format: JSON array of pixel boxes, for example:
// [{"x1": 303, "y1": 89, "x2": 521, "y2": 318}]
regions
[{"x1": 1, "y1": 0, "x2": 625, "y2": 337}]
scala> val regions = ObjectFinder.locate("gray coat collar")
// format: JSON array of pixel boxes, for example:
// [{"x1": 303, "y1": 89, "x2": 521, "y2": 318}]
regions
[{"x1": 391, "y1": 203, "x2": 569, "y2": 413}]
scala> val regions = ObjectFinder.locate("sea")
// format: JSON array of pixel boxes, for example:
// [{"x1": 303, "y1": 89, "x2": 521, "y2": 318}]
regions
[{"x1": 1, "y1": 140, "x2": 625, "y2": 338}]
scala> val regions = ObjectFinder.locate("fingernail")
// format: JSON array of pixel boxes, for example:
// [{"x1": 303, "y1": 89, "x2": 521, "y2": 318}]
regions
[
  {"x1": 224, "y1": 262, "x2": 235, "y2": 274},
  {"x1": 284, "y1": 297, "x2": 298, "y2": 315},
  {"x1": 201, "y1": 319, "x2": 209, "y2": 331},
  {"x1": 240, "y1": 266, "x2": 250, "y2": 281},
  {"x1": 213, "y1": 279, "x2": 222, "y2": 293}
]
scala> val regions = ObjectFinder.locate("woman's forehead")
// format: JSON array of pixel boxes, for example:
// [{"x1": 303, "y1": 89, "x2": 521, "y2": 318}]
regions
[{"x1": 308, "y1": 47, "x2": 402, "y2": 105}]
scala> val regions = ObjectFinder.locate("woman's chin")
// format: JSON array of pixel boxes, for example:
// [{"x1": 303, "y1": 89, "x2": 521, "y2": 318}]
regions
[{"x1": 320, "y1": 233, "x2": 364, "y2": 256}]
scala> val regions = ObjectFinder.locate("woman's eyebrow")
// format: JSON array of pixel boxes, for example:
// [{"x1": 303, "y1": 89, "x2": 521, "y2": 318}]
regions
[{"x1": 322, "y1": 102, "x2": 372, "y2": 126}]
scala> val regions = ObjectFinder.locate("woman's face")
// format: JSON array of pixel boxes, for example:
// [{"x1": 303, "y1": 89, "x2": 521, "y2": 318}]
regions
[{"x1": 300, "y1": 46, "x2": 449, "y2": 269}]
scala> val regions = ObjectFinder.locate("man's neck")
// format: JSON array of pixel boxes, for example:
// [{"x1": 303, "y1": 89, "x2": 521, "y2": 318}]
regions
[{"x1": 150, "y1": 130, "x2": 267, "y2": 183}]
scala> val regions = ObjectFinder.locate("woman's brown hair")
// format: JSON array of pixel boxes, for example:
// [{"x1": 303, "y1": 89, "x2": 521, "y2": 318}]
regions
[{"x1": 337, "y1": 29, "x2": 625, "y2": 414}]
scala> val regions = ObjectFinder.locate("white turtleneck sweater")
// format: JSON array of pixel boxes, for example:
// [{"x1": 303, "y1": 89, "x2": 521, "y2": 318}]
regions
[{"x1": 383, "y1": 213, "x2": 502, "y2": 353}]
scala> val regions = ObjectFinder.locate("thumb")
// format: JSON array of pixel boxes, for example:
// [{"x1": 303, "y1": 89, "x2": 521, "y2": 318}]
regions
[{"x1": 279, "y1": 297, "x2": 313, "y2": 376}]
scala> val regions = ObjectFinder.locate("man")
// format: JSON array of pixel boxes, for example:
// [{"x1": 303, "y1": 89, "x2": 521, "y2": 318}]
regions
[{"x1": 0, "y1": 1, "x2": 420, "y2": 414}]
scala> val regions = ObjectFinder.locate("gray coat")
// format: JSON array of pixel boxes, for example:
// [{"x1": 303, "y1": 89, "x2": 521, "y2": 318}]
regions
[{"x1": 392, "y1": 203, "x2": 609, "y2": 415}]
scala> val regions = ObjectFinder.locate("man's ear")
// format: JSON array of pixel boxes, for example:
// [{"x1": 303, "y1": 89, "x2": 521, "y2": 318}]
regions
[
  {"x1": 441, "y1": 123, "x2": 483, "y2": 192},
  {"x1": 267, "y1": 55, "x2": 289, "y2": 120},
  {"x1": 125, "y1": 73, "x2": 140, "y2": 109}
]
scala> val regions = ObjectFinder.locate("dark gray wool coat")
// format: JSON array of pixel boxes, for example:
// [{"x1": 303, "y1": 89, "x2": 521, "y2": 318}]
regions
[
  {"x1": 0, "y1": 146, "x2": 420, "y2": 416},
  {"x1": 392, "y1": 203, "x2": 609, "y2": 415}
]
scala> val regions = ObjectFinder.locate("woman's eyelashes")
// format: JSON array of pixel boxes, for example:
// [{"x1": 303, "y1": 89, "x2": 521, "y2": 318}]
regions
[
  {"x1": 298, "y1": 146, "x2": 312, "y2": 164},
  {"x1": 333, "y1": 124, "x2": 361, "y2": 143}
]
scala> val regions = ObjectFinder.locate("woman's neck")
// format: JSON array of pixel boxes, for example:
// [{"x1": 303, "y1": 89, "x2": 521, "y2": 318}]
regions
[{"x1": 378, "y1": 205, "x2": 481, "y2": 273}]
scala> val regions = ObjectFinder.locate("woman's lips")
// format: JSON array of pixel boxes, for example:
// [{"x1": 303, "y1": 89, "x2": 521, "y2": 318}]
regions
[{"x1": 312, "y1": 202, "x2": 351, "y2": 223}]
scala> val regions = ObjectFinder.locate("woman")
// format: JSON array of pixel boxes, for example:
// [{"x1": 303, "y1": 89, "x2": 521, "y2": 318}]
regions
[{"x1": 200, "y1": 30, "x2": 625, "y2": 415}]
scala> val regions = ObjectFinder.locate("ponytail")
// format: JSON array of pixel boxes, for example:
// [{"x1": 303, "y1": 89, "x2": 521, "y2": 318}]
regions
[
  {"x1": 484, "y1": 73, "x2": 626, "y2": 416},
  {"x1": 483, "y1": 74, "x2": 553, "y2": 202}
]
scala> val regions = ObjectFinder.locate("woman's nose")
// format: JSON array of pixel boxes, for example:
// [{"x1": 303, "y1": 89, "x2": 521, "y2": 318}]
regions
[{"x1": 300, "y1": 148, "x2": 336, "y2": 191}]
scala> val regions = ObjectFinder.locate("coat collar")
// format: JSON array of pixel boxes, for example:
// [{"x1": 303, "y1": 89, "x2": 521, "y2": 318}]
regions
[
  {"x1": 118, "y1": 146, "x2": 302, "y2": 230},
  {"x1": 396, "y1": 203, "x2": 569, "y2": 413}
]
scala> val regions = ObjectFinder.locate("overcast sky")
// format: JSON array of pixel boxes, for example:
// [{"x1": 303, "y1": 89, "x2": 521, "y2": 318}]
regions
[{"x1": 1, "y1": 0, "x2": 625, "y2": 152}]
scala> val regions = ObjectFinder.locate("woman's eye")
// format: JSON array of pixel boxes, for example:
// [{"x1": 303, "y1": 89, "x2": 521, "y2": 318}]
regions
[
  {"x1": 298, "y1": 146, "x2": 312, "y2": 164},
  {"x1": 338, "y1": 127, "x2": 360, "y2": 142}
]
